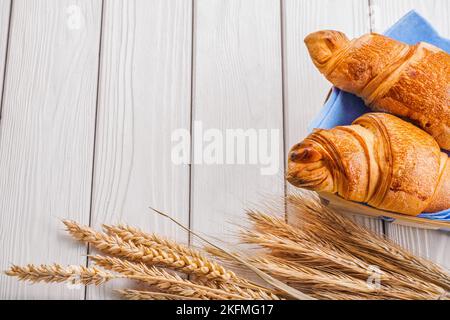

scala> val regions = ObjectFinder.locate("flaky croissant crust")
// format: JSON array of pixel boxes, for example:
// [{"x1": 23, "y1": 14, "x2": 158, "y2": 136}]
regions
[
  {"x1": 305, "y1": 30, "x2": 450, "y2": 150},
  {"x1": 287, "y1": 113, "x2": 450, "y2": 216}
]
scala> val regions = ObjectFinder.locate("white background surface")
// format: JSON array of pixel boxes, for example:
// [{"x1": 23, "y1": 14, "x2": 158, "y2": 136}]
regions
[{"x1": 0, "y1": 0, "x2": 448, "y2": 299}]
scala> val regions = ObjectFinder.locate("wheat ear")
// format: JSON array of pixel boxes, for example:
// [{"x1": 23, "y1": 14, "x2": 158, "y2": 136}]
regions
[
  {"x1": 253, "y1": 256, "x2": 446, "y2": 300},
  {"x1": 5, "y1": 264, "x2": 116, "y2": 286},
  {"x1": 103, "y1": 224, "x2": 204, "y2": 259},
  {"x1": 101, "y1": 223, "x2": 270, "y2": 293},
  {"x1": 63, "y1": 220, "x2": 237, "y2": 282},
  {"x1": 286, "y1": 192, "x2": 450, "y2": 290},
  {"x1": 244, "y1": 211, "x2": 446, "y2": 295},
  {"x1": 206, "y1": 246, "x2": 383, "y2": 300},
  {"x1": 91, "y1": 255, "x2": 251, "y2": 300}
]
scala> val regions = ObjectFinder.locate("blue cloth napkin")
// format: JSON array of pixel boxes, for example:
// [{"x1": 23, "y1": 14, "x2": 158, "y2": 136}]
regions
[{"x1": 308, "y1": 10, "x2": 450, "y2": 221}]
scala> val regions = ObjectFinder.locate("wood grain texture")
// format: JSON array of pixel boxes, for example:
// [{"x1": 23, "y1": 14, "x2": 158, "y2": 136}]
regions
[
  {"x1": 282, "y1": 0, "x2": 383, "y2": 232},
  {"x1": 372, "y1": 0, "x2": 450, "y2": 270},
  {"x1": 283, "y1": 0, "x2": 371, "y2": 143},
  {"x1": 0, "y1": 0, "x2": 10, "y2": 107},
  {"x1": 0, "y1": 0, "x2": 102, "y2": 299},
  {"x1": 191, "y1": 0, "x2": 284, "y2": 243},
  {"x1": 87, "y1": 0, "x2": 192, "y2": 299},
  {"x1": 371, "y1": 0, "x2": 450, "y2": 34}
]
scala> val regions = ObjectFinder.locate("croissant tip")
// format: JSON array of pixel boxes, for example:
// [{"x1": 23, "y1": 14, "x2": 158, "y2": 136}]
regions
[
  {"x1": 304, "y1": 30, "x2": 349, "y2": 67},
  {"x1": 304, "y1": 30, "x2": 338, "y2": 41},
  {"x1": 289, "y1": 147, "x2": 322, "y2": 163},
  {"x1": 305, "y1": 30, "x2": 348, "y2": 44}
]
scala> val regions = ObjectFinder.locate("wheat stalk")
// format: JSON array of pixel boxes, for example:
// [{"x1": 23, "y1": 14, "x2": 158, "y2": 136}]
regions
[
  {"x1": 243, "y1": 210, "x2": 447, "y2": 295},
  {"x1": 210, "y1": 244, "x2": 446, "y2": 300},
  {"x1": 103, "y1": 224, "x2": 204, "y2": 259},
  {"x1": 198, "y1": 278, "x2": 281, "y2": 300},
  {"x1": 253, "y1": 256, "x2": 446, "y2": 300},
  {"x1": 63, "y1": 220, "x2": 238, "y2": 283},
  {"x1": 6, "y1": 190, "x2": 448, "y2": 301},
  {"x1": 285, "y1": 192, "x2": 450, "y2": 290},
  {"x1": 101, "y1": 222, "x2": 270, "y2": 293},
  {"x1": 117, "y1": 289, "x2": 202, "y2": 300},
  {"x1": 254, "y1": 258, "x2": 379, "y2": 300},
  {"x1": 208, "y1": 230, "x2": 447, "y2": 300},
  {"x1": 241, "y1": 229, "x2": 374, "y2": 278},
  {"x1": 5, "y1": 264, "x2": 116, "y2": 286},
  {"x1": 204, "y1": 248, "x2": 377, "y2": 300},
  {"x1": 91, "y1": 255, "x2": 256, "y2": 300}
]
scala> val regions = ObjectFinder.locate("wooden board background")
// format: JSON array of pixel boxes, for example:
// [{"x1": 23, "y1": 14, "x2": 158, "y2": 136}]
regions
[
  {"x1": 0, "y1": 0, "x2": 102, "y2": 299},
  {"x1": 0, "y1": 0, "x2": 448, "y2": 299},
  {"x1": 86, "y1": 0, "x2": 192, "y2": 300}
]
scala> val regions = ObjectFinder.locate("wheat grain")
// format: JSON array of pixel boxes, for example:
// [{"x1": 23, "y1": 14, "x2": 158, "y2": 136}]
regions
[
  {"x1": 103, "y1": 224, "x2": 204, "y2": 259},
  {"x1": 254, "y1": 256, "x2": 374, "y2": 292},
  {"x1": 241, "y1": 229, "x2": 383, "y2": 280},
  {"x1": 244, "y1": 210, "x2": 447, "y2": 294},
  {"x1": 285, "y1": 192, "x2": 450, "y2": 290},
  {"x1": 210, "y1": 229, "x2": 446, "y2": 300},
  {"x1": 91, "y1": 255, "x2": 253, "y2": 300},
  {"x1": 252, "y1": 256, "x2": 445, "y2": 300},
  {"x1": 63, "y1": 220, "x2": 237, "y2": 282},
  {"x1": 5, "y1": 264, "x2": 116, "y2": 286},
  {"x1": 207, "y1": 246, "x2": 387, "y2": 299},
  {"x1": 102, "y1": 223, "x2": 271, "y2": 293}
]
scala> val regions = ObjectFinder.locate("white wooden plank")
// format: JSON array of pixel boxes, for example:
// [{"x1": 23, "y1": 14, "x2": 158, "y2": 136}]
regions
[
  {"x1": 87, "y1": 0, "x2": 192, "y2": 299},
  {"x1": 283, "y1": 0, "x2": 371, "y2": 142},
  {"x1": 282, "y1": 0, "x2": 383, "y2": 233},
  {"x1": 191, "y1": 0, "x2": 284, "y2": 243},
  {"x1": 373, "y1": 0, "x2": 450, "y2": 270},
  {"x1": 385, "y1": 223, "x2": 450, "y2": 270},
  {"x1": 371, "y1": 0, "x2": 450, "y2": 34},
  {"x1": 0, "y1": 0, "x2": 102, "y2": 299},
  {"x1": 0, "y1": 0, "x2": 10, "y2": 103}
]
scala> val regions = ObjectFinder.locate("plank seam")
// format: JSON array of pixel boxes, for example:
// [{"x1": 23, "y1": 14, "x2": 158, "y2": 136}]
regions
[
  {"x1": 84, "y1": 0, "x2": 106, "y2": 301},
  {"x1": 188, "y1": 0, "x2": 196, "y2": 247},
  {"x1": 280, "y1": 0, "x2": 288, "y2": 221},
  {"x1": 368, "y1": 0, "x2": 376, "y2": 32},
  {"x1": 368, "y1": 0, "x2": 387, "y2": 236},
  {"x1": 0, "y1": 0, "x2": 14, "y2": 122}
]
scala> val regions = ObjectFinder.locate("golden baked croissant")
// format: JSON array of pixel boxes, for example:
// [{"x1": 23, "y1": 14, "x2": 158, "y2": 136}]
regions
[
  {"x1": 286, "y1": 113, "x2": 450, "y2": 215},
  {"x1": 304, "y1": 30, "x2": 450, "y2": 150}
]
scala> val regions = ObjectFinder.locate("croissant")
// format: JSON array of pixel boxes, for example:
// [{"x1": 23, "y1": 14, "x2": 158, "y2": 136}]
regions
[
  {"x1": 304, "y1": 30, "x2": 450, "y2": 150},
  {"x1": 286, "y1": 113, "x2": 450, "y2": 216}
]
